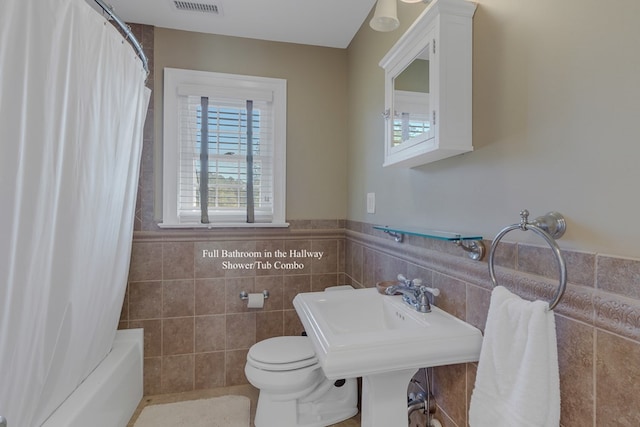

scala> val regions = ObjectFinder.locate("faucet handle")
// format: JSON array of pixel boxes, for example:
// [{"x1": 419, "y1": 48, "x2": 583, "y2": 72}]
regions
[
  {"x1": 397, "y1": 274, "x2": 411, "y2": 285},
  {"x1": 398, "y1": 275, "x2": 424, "y2": 286},
  {"x1": 420, "y1": 286, "x2": 440, "y2": 297}
]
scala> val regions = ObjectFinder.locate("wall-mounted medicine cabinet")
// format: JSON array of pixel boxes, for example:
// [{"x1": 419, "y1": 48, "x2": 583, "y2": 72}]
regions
[{"x1": 380, "y1": 0, "x2": 477, "y2": 168}]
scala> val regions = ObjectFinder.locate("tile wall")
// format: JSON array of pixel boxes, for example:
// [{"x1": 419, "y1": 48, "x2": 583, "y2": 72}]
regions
[
  {"x1": 121, "y1": 219, "x2": 640, "y2": 426},
  {"x1": 343, "y1": 221, "x2": 640, "y2": 427},
  {"x1": 119, "y1": 225, "x2": 346, "y2": 395}
]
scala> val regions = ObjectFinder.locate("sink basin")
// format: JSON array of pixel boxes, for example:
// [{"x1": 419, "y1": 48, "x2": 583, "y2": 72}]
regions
[
  {"x1": 294, "y1": 287, "x2": 482, "y2": 379},
  {"x1": 293, "y1": 287, "x2": 482, "y2": 427}
]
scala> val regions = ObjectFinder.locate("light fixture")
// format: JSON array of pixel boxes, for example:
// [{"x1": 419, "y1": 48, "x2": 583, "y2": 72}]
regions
[
  {"x1": 370, "y1": 0, "x2": 432, "y2": 32},
  {"x1": 369, "y1": 0, "x2": 400, "y2": 32}
]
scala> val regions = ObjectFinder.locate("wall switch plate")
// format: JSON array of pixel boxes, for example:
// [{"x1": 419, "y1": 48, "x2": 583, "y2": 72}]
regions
[{"x1": 367, "y1": 192, "x2": 376, "y2": 214}]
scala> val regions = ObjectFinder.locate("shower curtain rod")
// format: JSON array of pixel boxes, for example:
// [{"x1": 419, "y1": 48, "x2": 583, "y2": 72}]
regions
[{"x1": 93, "y1": 0, "x2": 149, "y2": 74}]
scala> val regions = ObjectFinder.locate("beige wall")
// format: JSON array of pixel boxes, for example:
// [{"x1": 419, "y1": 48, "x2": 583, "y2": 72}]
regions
[
  {"x1": 347, "y1": 0, "x2": 640, "y2": 258},
  {"x1": 153, "y1": 28, "x2": 349, "y2": 221}
]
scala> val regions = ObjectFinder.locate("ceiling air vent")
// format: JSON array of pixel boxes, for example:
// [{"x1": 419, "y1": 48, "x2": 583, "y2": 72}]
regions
[{"x1": 173, "y1": 1, "x2": 221, "y2": 14}]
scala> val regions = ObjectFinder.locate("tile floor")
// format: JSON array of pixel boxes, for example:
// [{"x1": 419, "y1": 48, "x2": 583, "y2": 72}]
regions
[{"x1": 127, "y1": 384, "x2": 361, "y2": 427}]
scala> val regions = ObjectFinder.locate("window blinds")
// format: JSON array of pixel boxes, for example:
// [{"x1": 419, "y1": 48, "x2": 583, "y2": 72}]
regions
[{"x1": 177, "y1": 94, "x2": 275, "y2": 223}]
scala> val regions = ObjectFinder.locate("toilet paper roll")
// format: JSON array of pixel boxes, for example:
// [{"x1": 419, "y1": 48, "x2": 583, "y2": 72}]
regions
[{"x1": 246, "y1": 293, "x2": 265, "y2": 308}]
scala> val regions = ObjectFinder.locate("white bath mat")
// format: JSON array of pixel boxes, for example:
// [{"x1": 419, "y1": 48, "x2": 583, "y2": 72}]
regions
[{"x1": 133, "y1": 395, "x2": 251, "y2": 427}]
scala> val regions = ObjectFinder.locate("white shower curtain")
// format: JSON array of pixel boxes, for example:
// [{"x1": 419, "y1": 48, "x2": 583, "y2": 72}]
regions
[{"x1": 0, "y1": 0, "x2": 149, "y2": 426}]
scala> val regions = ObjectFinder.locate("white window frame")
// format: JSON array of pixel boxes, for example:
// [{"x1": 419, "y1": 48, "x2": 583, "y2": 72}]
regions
[{"x1": 161, "y1": 67, "x2": 287, "y2": 228}]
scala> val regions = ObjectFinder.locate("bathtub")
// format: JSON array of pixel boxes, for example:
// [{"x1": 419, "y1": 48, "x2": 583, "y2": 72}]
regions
[{"x1": 40, "y1": 329, "x2": 143, "y2": 427}]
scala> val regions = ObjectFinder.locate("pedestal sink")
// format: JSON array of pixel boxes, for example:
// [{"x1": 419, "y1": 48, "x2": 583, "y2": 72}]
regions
[{"x1": 293, "y1": 287, "x2": 482, "y2": 427}]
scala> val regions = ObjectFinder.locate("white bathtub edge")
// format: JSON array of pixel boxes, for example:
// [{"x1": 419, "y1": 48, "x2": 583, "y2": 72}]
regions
[{"x1": 41, "y1": 329, "x2": 144, "y2": 427}]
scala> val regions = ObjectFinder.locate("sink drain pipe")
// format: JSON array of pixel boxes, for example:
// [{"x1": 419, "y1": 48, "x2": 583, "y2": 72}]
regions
[
  {"x1": 408, "y1": 392, "x2": 427, "y2": 416},
  {"x1": 407, "y1": 370, "x2": 443, "y2": 427}
]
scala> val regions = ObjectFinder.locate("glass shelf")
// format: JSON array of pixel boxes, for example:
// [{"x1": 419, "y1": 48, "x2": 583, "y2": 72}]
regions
[
  {"x1": 373, "y1": 225, "x2": 485, "y2": 260},
  {"x1": 373, "y1": 225, "x2": 482, "y2": 242}
]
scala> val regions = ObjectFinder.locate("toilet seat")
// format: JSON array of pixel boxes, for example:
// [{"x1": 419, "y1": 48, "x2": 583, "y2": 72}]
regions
[{"x1": 248, "y1": 336, "x2": 318, "y2": 371}]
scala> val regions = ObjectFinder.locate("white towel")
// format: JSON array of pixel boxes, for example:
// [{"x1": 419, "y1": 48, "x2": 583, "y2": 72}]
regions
[{"x1": 469, "y1": 286, "x2": 560, "y2": 427}]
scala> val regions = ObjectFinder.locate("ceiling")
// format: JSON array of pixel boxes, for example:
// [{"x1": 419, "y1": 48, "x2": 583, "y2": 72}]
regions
[{"x1": 89, "y1": 0, "x2": 378, "y2": 49}]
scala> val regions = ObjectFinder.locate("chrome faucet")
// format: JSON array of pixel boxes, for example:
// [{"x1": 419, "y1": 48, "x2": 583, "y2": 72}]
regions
[{"x1": 385, "y1": 276, "x2": 440, "y2": 313}]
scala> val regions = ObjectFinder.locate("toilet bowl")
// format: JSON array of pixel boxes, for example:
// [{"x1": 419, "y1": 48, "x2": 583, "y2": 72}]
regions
[{"x1": 245, "y1": 336, "x2": 358, "y2": 427}]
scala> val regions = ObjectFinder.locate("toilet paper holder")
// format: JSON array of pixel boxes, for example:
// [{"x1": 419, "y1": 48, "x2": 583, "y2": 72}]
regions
[{"x1": 239, "y1": 290, "x2": 270, "y2": 300}]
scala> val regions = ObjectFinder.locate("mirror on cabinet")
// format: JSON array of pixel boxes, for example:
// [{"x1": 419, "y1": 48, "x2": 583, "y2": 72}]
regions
[
  {"x1": 380, "y1": 0, "x2": 476, "y2": 168},
  {"x1": 391, "y1": 45, "x2": 432, "y2": 149}
]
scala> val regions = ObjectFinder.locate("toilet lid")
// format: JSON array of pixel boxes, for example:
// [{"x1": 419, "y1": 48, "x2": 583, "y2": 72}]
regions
[{"x1": 248, "y1": 336, "x2": 318, "y2": 371}]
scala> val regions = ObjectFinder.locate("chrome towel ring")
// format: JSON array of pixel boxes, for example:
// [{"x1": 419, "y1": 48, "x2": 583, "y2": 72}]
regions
[{"x1": 488, "y1": 210, "x2": 567, "y2": 310}]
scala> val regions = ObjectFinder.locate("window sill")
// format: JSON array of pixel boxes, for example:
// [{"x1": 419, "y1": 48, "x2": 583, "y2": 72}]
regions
[{"x1": 157, "y1": 222, "x2": 290, "y2": 229}]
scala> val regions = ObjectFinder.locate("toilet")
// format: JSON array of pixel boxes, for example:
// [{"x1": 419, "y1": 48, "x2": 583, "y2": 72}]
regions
[{"x1": 245, "y1": 335, "x2": 358, "y2": 427}]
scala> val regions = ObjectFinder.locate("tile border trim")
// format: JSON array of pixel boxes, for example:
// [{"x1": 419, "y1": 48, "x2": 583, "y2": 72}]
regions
[{"x1": 346, "y1": 224, "x2": 640, "y2": 344}]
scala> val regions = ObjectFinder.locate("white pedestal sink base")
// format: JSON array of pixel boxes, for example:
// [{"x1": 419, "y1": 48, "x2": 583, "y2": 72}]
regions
[{"x1": 361, "y1": 368, "x2": 418, "y2": 427}]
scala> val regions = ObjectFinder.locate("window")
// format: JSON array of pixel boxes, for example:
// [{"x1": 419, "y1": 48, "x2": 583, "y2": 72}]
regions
[{"x1": 161, "y1": 68, "x2": 287, "y2": 227}]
